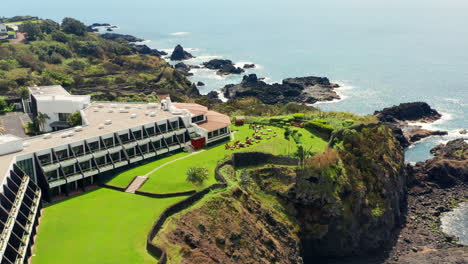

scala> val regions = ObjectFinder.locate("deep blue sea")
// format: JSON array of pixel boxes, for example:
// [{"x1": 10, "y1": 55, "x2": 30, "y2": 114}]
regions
[{"x1": 3, "y1": 0, "x2": 467, "y2": 163}]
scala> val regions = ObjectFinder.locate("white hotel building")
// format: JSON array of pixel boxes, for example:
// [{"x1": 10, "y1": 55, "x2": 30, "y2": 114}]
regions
[{"x1": 0, "y1": 85, "x2": 231, "y2": 263}]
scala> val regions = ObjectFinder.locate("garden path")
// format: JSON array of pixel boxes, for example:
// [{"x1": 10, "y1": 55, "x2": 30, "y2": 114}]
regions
[{"x1": 142, "y1": 150, "x2": 206, "y2": 178}]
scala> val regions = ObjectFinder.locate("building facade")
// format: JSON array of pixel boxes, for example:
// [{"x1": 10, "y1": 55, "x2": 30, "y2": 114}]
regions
[{"x1": 0, "y1": 86, "x2": 231, "y2": 263}]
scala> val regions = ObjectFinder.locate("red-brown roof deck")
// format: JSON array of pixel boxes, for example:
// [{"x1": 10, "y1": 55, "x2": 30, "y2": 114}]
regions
[{"x1": 173, "y1": 103, "x2": 231, "y2": 131}]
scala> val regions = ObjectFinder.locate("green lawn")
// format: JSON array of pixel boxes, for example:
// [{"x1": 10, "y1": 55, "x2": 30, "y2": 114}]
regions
[
  {"x1": 139, "y1": 124, "x2": 327, "y2": 194},
  {"x1": 33, "y1": 188, "x2": 186, "y2": 264},
  {"x1": 107, "y1": 152, "x2": 190, "y2": 187}
]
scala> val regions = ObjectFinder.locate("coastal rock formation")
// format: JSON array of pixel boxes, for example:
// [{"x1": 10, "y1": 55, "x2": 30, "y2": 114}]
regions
[
  {"x1": 243, "y1": 63, "x2": 255, "y2": 69},
  {"x1": 405, "y1": 127, "x2": 448, "y2": 144},
  {"x1": 374, "y1": 102, "x2": 446, "y2": 145},
  {"x1": 223, "y1": 74, "x2": 340, "y2": 104},
  {"x1": 170, "y1": 44, "x2": 194, "y2": 61},
  {"x1": 412, "y1": 139, "x2": 468, "y2": 186},
  {"x1": 202, "y1": 59, "x2": 244, "y2": 75},
  {"x1": 374, "y1": 102, "x2": 441, "y2": 123},
  {"x1": 154, "y1": 124, "x2": 408, "y2": 263},
  {"x1": 130, "y1": 44, "x2": 167, "y2": 57},
  {"x1": 100, "y1": 33, "x2": 144, "y2": 42},
  {"x1": 174, "y1": 62, "x2": 194, "y2": 76},
  {"x1": 197, "y1": 81, "x2": 205, "y2": 86}
]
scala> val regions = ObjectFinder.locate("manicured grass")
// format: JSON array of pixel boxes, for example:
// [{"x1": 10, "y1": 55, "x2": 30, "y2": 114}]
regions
[
  {"x1": 33, "y1": 188, "x2": 187, "y2": 264},
  {"x1": 107, "y1": 152, "x2": 190, "y2": 187},
  {"x1": 139, "y1": 124, "x2": 327, "y2": 194}
]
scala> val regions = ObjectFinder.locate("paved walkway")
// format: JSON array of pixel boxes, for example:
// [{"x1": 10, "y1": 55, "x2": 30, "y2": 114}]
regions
[{"x1": 125, "y1": 176, "x2": 148, "y2": 193}]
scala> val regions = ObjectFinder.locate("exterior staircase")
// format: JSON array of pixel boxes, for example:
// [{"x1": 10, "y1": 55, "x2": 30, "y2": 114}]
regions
[{"x1": 125, "y1": 176, "x2": 148, "y2": 193}]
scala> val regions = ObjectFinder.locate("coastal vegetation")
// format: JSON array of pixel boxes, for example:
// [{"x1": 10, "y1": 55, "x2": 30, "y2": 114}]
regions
[{"x1": 0, "y1": 17, "x2": 196, "y2": 102}]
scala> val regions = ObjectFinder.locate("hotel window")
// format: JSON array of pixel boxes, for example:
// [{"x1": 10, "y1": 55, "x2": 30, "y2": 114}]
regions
[
  {"x1": 158, "y1": 123, "x2": 167, "y2": 133},
  {"x1": 220, "y1": 127, "x2": 227, "y2": 134},
  {"x1": 88, "y1": 141, "x2": 99, "y2": 151},
  {"x1": 96, "y1": 156, "x2": 106, "y2": 166},
  {"x1": 55, "y1": 149, "x2": 68, "y2": 161},
  {"x1": 126, "y1": 148, "x2": 135, "y2": 157},
  {"x1": 103, "y1": 137, "x2": 114, "y2": 148},
  {"x1": 38, "y1": 153, "x2": 52, "y2": 165},
  {"x1": 45, "y1": 170, "x2": 58, "y2": 181},
  {"x1": 171, "y1": 121, "x2": 178, "y2": 130},
  {"x1": 133, "y1": 130, "x2": 142, "y2": 140},
  {"x1": 17, "y1": 158, "x2": 35, "y2": 178},
  {"x1": 141, "y1": 144, "x2": 148, "y2": 153},
  {"x1": 191, "y1": 115, "x2": 204, "y2": 123},
  {"x1": 58, "y1": 113, "x2": 70, "y2": 122},
  {"x1": 166, "y1": 136, "x2": 173, "y2": 145},
  {"x1": 80, "y1": 161, "x2": 91, "y2": 171},
  {"x1": 213, "y1": 130, "x2": 219, "y2": 137},
  {"x1": 119, "y1": 134, "x2": 130, "y2": 143},
  {"x1": 146, "y1": 127, "x2": 155, "y2": 136},
  {"x1": 110, "y1": 152, "x2": 119, "y2": 161},
  {"x1": 208, "y1": 132, "x2": 213, "y2": 138},
  {"x1": 154, "y1": 140, "x2": 161, "y2": 149},
  {"x1": 63, "y1": 165, "x2": 75, "y2": 176},
  {"x1": 72, "y1": 145, "x2": 84, "y2": 156}
]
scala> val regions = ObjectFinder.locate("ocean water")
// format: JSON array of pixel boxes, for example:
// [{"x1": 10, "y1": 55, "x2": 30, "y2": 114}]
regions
[
  {"x1": 441, "y1": 202, "x2": 468, "y2": 245},
  {"x1": 3, "y1": 0, "x2": 468, "y2": 163}
]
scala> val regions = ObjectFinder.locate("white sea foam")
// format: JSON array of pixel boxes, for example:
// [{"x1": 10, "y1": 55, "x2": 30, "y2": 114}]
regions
[
  {"x1": 170, "y1": 32, "x2": 190, "y2": 36},
  {"x1": 312, "y1": 82, "x2": 354, "y2": 105},
  {"x1": 234, "y1": 61, "x2": 263, "y2": 70},
  {"x1": 409, "y1": 112, "x2": 454, "y2": 131}
]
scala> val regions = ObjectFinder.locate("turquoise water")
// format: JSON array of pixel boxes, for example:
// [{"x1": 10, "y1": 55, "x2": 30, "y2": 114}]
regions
[{"x1": 3, "y1": 0, "x2": 468, "y2": 162}]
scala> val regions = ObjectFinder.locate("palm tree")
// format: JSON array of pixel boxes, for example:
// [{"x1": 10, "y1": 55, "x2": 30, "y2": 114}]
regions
[
  {"x1": 294, "y1": 145, "x2": 314, "y2": 168},
  {"x1": 35, "y1": 112, "x2": 50, "y2": 132}
]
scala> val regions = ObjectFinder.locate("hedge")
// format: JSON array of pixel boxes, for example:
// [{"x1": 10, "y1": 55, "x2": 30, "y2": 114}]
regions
[{"x1": 304, "y1": 121, "x2": 334, "y2": 138}]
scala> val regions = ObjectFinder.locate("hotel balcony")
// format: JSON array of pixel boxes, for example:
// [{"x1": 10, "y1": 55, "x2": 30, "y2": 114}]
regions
[
  {"x1": 42, "y1": 163, "x2": 61, "y2": 173},
  {"x1": 76, "y1": 153, "x2": 93, "y2": 163},
  {"x1": 129, "y1": 155, "x2": 143, "y2": 163},
  {"x1": 59, "y1": 158, "x2": 77, "y2": 168},
  {"x1": 108, "y1": 146, "x2": 122, "y2": 154},
  {"x1": 143, "y1": 152, "x2": 156, "y2": 159},
  {"x1": 123, "y1": 141, "x2": 137, "y2": 149},
  {"x1": 48, "y1": 177, "x2": 66, "y2": 188},
  {"x1": 138, "y1": 138, "x2": 150, "y2": 145},
  {"x1": 98, "y1": 164, "x2": 114, "y2": 173},
  {"x1": 113, "y1": 160, "x2": 128, "y2": 169},
  {"x1": 82, "y1": 168, "x2": 99, "y2": 178},
  {"x1": 92, "y1": 149, "x2": 108, "y2": 158},
  {"x1": 64, "y1": 173, "x2": 82, "y2": 183}
]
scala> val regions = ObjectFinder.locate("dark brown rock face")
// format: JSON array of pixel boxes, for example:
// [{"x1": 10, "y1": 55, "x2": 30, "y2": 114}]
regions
[
  {"x1": 413, "y1": 139, "x2": 468, "y2": 186},
  {"x1": 170, "y1": 44, "x2": 194, "y2": 61},
  {"x1": 374, "y1": 102, "x2": 441, "y2": 123},
  {"x1": 222, "y1": 74, "x2": 340, "y2": 104}
]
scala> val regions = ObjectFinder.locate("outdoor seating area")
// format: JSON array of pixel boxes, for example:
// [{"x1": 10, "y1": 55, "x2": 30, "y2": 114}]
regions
[{"x1": 225, "y1": 124, "x2": 278, "y2": 150}]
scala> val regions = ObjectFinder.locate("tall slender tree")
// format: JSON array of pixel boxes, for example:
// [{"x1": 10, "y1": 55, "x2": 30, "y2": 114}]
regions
[{"x1": 35, "y1": 112, "x2": 50, "y2": 132}]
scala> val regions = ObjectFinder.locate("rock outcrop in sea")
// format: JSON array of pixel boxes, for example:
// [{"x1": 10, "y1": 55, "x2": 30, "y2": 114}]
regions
[
  {"x1": 222, "y1": 74, "x2": 340, "y2": 104},
  {"x1": 202, "y1": 59, "x2": 245, "y2": 75},
  {"x1": 170, "y1": 44, "x2": 194, "y2": 61},
  {"x1": 375, "y1": 102, "x2": 448, "y2": 145},
  {"x1": 100, "y1": 33, "x2": 144, "y2": 42}
]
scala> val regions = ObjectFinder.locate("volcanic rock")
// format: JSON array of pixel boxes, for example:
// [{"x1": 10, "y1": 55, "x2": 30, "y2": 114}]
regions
[{"x1": 170, "y1": 44, "x2": 194, "y2": 61}]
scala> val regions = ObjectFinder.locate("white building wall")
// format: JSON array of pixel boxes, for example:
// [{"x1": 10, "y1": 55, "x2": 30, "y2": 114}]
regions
[{"x1": 36, "y1": 95, "x2": 91, "y2": 132}]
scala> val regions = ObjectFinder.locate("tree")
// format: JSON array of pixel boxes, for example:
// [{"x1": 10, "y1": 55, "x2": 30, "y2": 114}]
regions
[
  {"x1": 35, "y1": 112, "x2": 50, "y2": 132},
  {"x1": 18, "y1": 86, "x2": 29, "y2": 99},
  {"x1": 186, "y1": 167, "x2": 209, "y2": 186},
  {"x1": 67, "y1": 112, "x2": 82, "y2": 127},
  {"x1": 0, "y1": 97, "x2": 14, "y2": 114},
  {"x1": 294, "y1": 144, "x2": 314, "y2": 168},
  {"x1": 19, "y1": 22, "x2": 43, "y2": 40},
  {"x1": 61, "y1": 17, "x2": 87, "y2": 36}
]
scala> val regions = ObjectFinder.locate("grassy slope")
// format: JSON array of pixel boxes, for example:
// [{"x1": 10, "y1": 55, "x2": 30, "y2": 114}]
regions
[
  {"x1": 33, "y1": 188, "x2": 187, "y2": 264},
  {"x1": 139, "y1": 125, "x2": 327, "y2": 194},
  {"x1": 107, "y1": 152, "x2": 190, "y2": 187}
]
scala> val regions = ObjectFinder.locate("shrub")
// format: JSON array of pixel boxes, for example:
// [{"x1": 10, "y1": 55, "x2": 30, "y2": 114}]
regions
[
  {"x1": 61, "y1": 17, "x2": 87, "y2": 36},
  {"x1": 304, "y1": 121, "x2": 334, "y2": 138},
  {"x1": 313, "y1": 119, "x2": 328, "y2": 124},
  {"x1": 186, "y1": 167, "x2": 209, "y2": 186},
  {"x1": 342, "y1": 120, "x2": 354, "y2": 127},
  {"x1": 293, "y1": 113, "x2": 305, "y2": 120},
  {"x1": 67, "y1": 112, "x2": 82, "y2": 126}
]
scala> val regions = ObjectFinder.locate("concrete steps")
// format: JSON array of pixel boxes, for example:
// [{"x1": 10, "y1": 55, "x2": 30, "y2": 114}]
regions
[{"x1": 125, "y1": 176, "x2": 148, "y2": 193}]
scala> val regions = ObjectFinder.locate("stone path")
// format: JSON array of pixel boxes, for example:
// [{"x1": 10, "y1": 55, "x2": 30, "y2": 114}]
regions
[{"x1": 125, "y1": 176, "x2": 148, "y2": 193}]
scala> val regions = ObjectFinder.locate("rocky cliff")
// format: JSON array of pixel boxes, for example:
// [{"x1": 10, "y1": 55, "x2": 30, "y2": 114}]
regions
[
  {"x1": 222, "y1": 74, "x2": 340, "y2": 104},
  {"x1": 153, "y1": 124, "x2": 409, "y2": 263}
]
